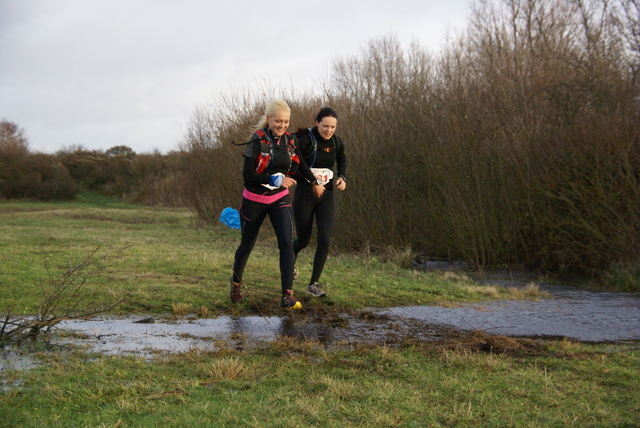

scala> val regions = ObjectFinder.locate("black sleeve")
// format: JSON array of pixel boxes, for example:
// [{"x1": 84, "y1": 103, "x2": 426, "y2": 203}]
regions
[
  {"x1": 290, "y1": 135, "x2": 318, "y2": 184},
  {"x1": 335, "y1": 136, "x2": 347, "y2": 179}
]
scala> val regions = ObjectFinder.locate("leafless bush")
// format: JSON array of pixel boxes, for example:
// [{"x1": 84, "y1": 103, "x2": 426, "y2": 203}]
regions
[
  {"x1": 179, "y1": 90, "x2": 323, "y2": 224},
  {"x1": 0, "y1": 247, "x2": 127, "y2": 344},
  {"x1": 126, "y1": 150, "x2": 189, "y2": 206},
  {"x1": 180, "y1": 0, "x2": 639, "y2": 277},
  {"x1": 445, "y1": 0, "x2": 640, "y2": 272},
  {"x1": 323, "y1": 1, "x2": 638, "y2": 274}
]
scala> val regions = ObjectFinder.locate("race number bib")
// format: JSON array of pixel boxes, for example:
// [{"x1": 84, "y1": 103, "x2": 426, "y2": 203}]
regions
[{"x1": 310, "y1": 168, "x2": 334, "y2": 185}]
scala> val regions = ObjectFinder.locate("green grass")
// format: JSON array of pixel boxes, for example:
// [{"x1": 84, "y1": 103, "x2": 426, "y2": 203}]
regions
[
  {"x1": 1, "y1": 195, "x2": 638, "y2": 426},
  {"x1": 0, "y1": 193, "x2": 546, "y2": 317},
  {"x1": 1, "y1": 338, "x2": 638, "y2": 426}
]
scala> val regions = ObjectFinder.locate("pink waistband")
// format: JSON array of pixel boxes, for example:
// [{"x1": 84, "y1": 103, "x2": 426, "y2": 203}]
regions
[{"x1": 243, "y1": 188, "x2": 289, "y2": 204}]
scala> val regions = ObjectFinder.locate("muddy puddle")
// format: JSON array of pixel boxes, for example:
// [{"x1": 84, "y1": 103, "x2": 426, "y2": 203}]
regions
[
  {"x1": 2, "y1": 273, "x2": 639, "y2": 368},
  {"x1": 43, "y1": 312, "x2": 449, "y2": 357},
  {"x1": 39, "y1": 281, "x2": 640, "y2": 356}
]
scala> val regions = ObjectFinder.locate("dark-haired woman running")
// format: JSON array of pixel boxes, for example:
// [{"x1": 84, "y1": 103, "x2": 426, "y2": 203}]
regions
[{"x1": 293, "y1": 107, "x2": 347, "y2": 298}]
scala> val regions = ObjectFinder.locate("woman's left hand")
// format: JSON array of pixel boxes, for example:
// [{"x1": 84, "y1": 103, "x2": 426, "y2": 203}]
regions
[{"x1": 336, "y1": 177, "x2": 347, "y2": 191}]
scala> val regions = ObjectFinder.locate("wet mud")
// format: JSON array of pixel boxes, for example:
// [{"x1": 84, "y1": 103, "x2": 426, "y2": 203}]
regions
[
  {"x1": 2, "y1": 273, "x2": 639, "y2": 367},
  {"x1": 37, "y1": 278, "x2": 640, "y2": 359},
  {"x1": 46, "y1": 311, "x2": 452, "y2": 357}
]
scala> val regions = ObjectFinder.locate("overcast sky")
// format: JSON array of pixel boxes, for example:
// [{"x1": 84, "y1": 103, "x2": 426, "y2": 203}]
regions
[{"x1": 0, "y1": 0, "x2": 471, "y2": 154}]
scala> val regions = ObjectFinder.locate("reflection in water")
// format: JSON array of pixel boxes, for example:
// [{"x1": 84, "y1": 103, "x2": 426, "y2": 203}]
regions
[
  {"x1": 50, "y1": 316, "x2": 285, "y2": 356},
  {"x1": 47, "y1": 314, "x2": 343, "y2": 357},
  {"x1": 277, "y1": 317, "x2": 336, "y2": 344}
]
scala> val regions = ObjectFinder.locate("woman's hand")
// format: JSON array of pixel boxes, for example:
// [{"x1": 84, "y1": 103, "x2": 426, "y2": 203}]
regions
[
  {"x1": 313, "y1": 183, "x2": 325, "y2": 198},
  {"x1": 281, "y1": 177, "x2": 297, "y2": 189},
  {"x1": 336, "y1": 177, "x2": 347, "y2": 191}
]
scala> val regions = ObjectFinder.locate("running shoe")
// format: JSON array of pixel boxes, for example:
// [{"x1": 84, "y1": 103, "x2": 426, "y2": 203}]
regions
[
  {"x1": 281, "y1": 289, "x2": 302, "y2": 309},
  {"x1": 229, "y1": 277, "x2": 243, "y2": 303},
  {"x1": 306, "y1": 282, "x2": 326, "y2": 298}
]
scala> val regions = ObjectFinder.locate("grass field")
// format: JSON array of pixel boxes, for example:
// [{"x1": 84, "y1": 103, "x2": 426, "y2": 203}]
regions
[
  {"x1": 1, "y1": 194, "x2": 638, "y2": 427},
  {"x1": 0, "y1": 193, "x2": 542, "y2": 317}
]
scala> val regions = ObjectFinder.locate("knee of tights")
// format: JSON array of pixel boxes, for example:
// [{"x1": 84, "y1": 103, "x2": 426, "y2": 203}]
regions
[
  {"x1": 296, "y1": 237, "x2": 311, "y2": 250},
  {"x1": 278, "y1": 242, "x2": 294, "y2": 252},
  {"x1": 317, "y1": 235, "x2": 332, "y2": 248}
]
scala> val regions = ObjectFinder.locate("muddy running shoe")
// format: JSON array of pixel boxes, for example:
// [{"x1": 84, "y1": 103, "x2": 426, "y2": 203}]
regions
[
  {"x1": 281, "y1": 289, "x2": 302, "y2": 309},
  {"x1": 306, "y1": 282, "x2": 326, "y2": 298},
  {"x1": 293, "y1": 263, "x2": 298, "y2": 280},
  {"x1": 229, "y1": 277, "x2": 243, "y2": 303}
]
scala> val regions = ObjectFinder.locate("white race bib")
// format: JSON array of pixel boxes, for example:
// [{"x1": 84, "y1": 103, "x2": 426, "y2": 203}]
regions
[{"x1": 310, "y1": 168, "x2": 334, "y2": 185}]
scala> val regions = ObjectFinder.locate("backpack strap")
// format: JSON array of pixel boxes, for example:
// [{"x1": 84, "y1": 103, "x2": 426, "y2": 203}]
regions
[
  {"x1": 253, "y1": 129, "x2": 272, "y2": 173},
  {"x1": 253, "y1": 129, "x2": 299, "y2": 173},
  {"x1": 307, "y1": 128, "x2": 318, "y2": 168},
  {"x1": 254, "y1": 129, "x2": 274, "y2": 156}
]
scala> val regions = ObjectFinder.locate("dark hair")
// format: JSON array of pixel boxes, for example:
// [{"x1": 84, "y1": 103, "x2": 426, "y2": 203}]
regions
[
  {"x1": 294, "y1": 107, "x2": 339, "y2": 136},
  {"x1": 315, "y1": 107, "x2": 338, "y2": 123}
]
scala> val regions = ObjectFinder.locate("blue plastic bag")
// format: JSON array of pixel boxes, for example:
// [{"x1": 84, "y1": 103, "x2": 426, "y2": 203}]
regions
[{"x1": 219, "y1": 207, "x2": 241, "y2": 229}]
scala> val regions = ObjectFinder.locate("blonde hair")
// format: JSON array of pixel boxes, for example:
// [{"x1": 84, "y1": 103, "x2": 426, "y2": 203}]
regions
[{"x1": 250, "y1": 99, "x2": 291, "y2": 136}]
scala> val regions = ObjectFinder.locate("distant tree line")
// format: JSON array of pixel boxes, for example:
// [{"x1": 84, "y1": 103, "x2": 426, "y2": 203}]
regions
[
  {"x1": 0, "y1": 120, "x2": 187, "y2": 206},
  {"x1": 2, "y1": 0, "x2": 638, "y2": 284}
]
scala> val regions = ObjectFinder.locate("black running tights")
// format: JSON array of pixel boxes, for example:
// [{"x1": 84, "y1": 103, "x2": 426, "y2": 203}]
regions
[
  {"x1": 232, "y1": 195, "x2": 295, "y2": 294},
  {"x1": 293, "y1": 186, "x2": 336, "y2": 283}
]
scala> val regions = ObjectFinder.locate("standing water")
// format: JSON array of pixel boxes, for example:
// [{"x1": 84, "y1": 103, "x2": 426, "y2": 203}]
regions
[
  {"x1": 3, "y1": 272, "x2": 638, "y2": 362},
  {"x1": 384, "y1": 285, "x2": 640, "y2": 342}
]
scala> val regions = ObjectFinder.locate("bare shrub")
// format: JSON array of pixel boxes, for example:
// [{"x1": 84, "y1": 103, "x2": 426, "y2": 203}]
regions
[
  {"x1": 329, "y1": 1, "x2": 637, "y2": 274},
  {"x1": 327, "y1": 37, "x2": 442, "y2": 251},
  {"x1": 22, "y1": 154, "x2": 79, "y2": 200},
  {"x1": 57, "y1": 146, "x2": 132, "y2": 196},
  {"x1": 128, "y1": 150, "x2": 189, "y2": 207},
  {"x1": 180, "y1": 0, "x2": 639, "y2": 277},
  {"x1": 0, "y1": 247, "x2": 126, "y2": 344},
  {"x1": 431, "y1": 0, "x2": 638, "y2": 273}
]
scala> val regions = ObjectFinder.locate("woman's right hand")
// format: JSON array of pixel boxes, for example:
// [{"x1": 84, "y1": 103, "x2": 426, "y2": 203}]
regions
[
  {"x1": 313, "y1": 183, "x2": 325, "y2": 198},
  {"x1": 281, "y1": 177, "x2": 297, "y2": 189}
]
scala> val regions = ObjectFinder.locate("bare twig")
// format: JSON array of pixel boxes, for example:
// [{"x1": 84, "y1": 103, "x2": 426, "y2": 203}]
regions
[{"x1": 1, "y1": 246, "x2": 130, "y2": 344}]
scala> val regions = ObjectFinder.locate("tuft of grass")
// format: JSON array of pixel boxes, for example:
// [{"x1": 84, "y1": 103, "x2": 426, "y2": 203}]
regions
[
  {"x1": 204, "y1": 356, "x2": 249, "y2": 381},
  {"x1": 601, "y1": 262, "x2": 640, "y2": 292},
  {"x1": 196, "y1": 305, "x2": 210, "y2": 318},
  {"x1": 461, "y1": 281, "x2": 547, "y2": 300},
  {"x1": 171, "y1": 302, "x2": 192, "y2": 316},
  {"x1": 380, "y1": 245, "x2": 416, "y2": 269}
]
